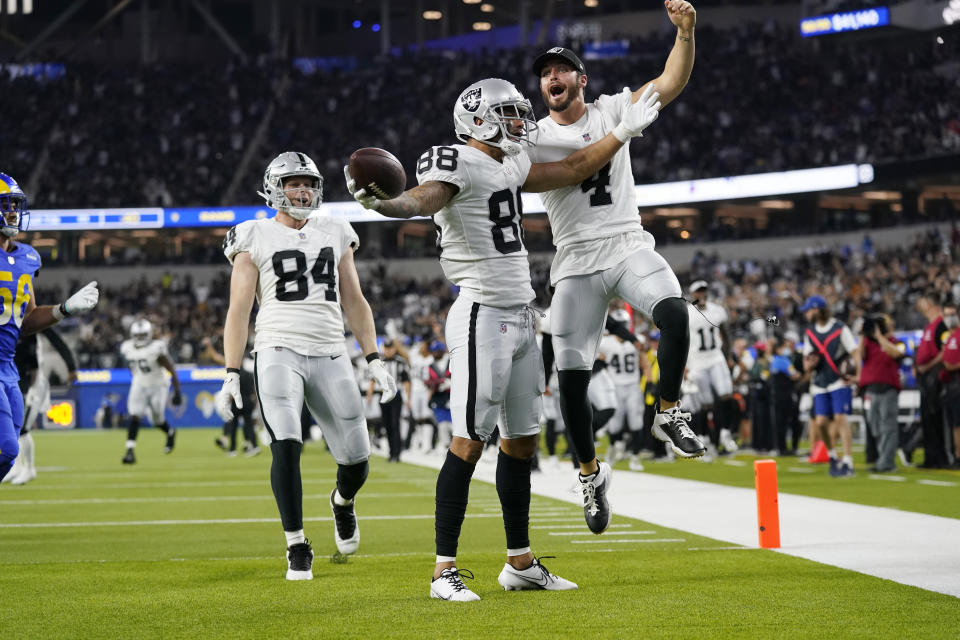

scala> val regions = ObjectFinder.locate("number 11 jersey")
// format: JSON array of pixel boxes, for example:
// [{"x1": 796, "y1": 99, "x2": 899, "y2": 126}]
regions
[
  {"x1": 417, "y1": 144, "x2": 535, "y2": 308},
  {"x1": 223, "y1": 216, "x2": 358, "y2": 356}
]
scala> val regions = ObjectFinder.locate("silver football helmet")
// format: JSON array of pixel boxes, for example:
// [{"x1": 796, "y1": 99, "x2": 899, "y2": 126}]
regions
[
  {"x1": 453, "y1": 78, "x2": 538, "y2": 157},
  {"x1": 257, "y1": 152, "x2": 323, "y2": 220},
  {"x1": 130, "y1": 319, "x2": 153, "y2": 347}
]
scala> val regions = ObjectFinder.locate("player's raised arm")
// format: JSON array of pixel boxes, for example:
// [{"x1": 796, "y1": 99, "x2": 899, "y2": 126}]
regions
[
  {"x1": 522, "y1": 85, "x2": 661, "y2": 193},
  {"x1": 344, "y1": 166, "x2": 458, "y2": 219},
  {"x1": 633, "y1": 0, "x2": 696, "y2": 108}
]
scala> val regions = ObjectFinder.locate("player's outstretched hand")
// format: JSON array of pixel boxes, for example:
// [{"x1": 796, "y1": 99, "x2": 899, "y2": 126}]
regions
[
  {"x1": 369, "y1": 359, "x2": 398, "y2": 403},
  {"x1": 172, "y1": 390, "x2": 183, "y2": 407},
  {"x1": 216, "y1": 372, "x2": 241, "y2": 421},
  {"x1": 63, "y1": 281, "x2": 100, "y2": 316},
  {"x1": 613, "y1": 85, "x2": 661, "y2": 143},
  {"x1": 343, "y1": 165, "x2": 382, "y2": 211}
]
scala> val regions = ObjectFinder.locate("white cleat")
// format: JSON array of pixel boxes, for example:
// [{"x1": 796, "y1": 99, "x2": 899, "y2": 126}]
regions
[
  {"x1": 628, "y1": 454, "x2": 645, "y2": 471},
  {"x1": 719, "y1": 428, "x2": 739, "y2": 454},
  {"x1": 11, "y1": 468, "x2": 37, "y2": 485},
  {"x1": 285, "y1": 541, "x2": 314, "y2": 580},
  {"x1": 498, "y1": 557, "x2": 578, "y2": 591},
  {"x1": 430, "y1": 567, "x2": 480, "y2": 602}
]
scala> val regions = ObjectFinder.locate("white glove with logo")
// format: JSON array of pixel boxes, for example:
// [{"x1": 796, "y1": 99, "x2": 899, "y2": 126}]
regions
[
  {"x1": 216, "y1": 372, "x2": 241, "y2": 421},
  {"x1": 369, "y1": 359, "x2": 398, "y2": 403},
  {"x1": 612, "y1": 84, "x2": 661, "y2": 143},
  {"x1": 55, "y1": 281, "x2": 99, "y2": 319},
  {"x1": 343, "y1": 166, "x2": 382, "y2": 211}
]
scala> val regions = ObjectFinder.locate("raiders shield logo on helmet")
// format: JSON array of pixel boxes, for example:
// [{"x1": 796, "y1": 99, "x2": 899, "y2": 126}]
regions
[{"x1": 460, "y1": 87, "x2": 482, "y2": 113}]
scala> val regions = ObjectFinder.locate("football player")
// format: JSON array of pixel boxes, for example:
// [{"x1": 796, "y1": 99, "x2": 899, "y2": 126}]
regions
[
  {"x1": 119, "y1": 318, "x2": 183, "y2": 463},
  {"x1": 0, "y1": 172, "x2": 99, "y2": 483},
  {"x1": 216, "y1": 152, "x2": 397, "y2": 581},
  {"x1": 528, "y1": 0, "x2": 702, "y2": 531},
  {"x1": 599, "y1": 308, "x2": 647, "y2": 467},
  {"x1": 406, "y1": 338, "x2": 437, "y2": 452},
  {"x1": 345, "y1": 77, "x2": 660, "y2": 600},
  {"x1": 686, "y1": 281, "x2": 739, "y2": 455}
]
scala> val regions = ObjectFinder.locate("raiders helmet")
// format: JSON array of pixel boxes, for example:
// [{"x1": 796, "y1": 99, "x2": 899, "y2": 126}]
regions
[
  {"x1": 257, "y1": 152, "x2": 323, "y2": 220},
  {"x1": 453, "y1": 78, "x2": 538, "y2": 157},
  {"x1": 130, "y1": 319, "x2": 153, "y2": 347},
  {"x1": 0, "y1": 172, "x2": 30, "y2": 238}
]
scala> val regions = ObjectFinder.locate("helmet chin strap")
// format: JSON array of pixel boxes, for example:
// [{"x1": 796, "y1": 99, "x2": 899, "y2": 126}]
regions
[
  {"x1": 0, "y1": 226, "x2": 18, "y2": 238},
  {"x1": 283, "y1": 206, "x2": 314, "y2": 220}
]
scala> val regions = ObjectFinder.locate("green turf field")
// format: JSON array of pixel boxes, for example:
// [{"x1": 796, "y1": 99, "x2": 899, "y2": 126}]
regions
[{"x1": 3, "y1": 429, "x2": 958, "y2": 639}]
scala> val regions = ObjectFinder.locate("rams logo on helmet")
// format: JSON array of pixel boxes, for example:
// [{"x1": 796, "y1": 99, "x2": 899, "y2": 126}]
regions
[{"x1": 460, "y1": 87, "x2": 482, "y2": 113}]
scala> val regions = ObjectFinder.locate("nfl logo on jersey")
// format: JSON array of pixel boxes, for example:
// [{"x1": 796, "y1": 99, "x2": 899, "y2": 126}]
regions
[
  {"x1": 582, "y1": 133, "x2": 591, "y2": 142},
  {"x1": 499, "y1": 323, "x2": 507, "y2": 334}
]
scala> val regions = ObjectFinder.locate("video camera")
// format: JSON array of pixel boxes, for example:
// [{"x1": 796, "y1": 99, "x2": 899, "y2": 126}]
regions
[{"x1": 861, "y1": 314, "x2": 888, "y2": 339}]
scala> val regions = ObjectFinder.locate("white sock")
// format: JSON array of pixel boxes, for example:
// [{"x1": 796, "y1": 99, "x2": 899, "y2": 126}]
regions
[
  {"x1": 435, "y1": 555, "x2": 456, "y2": 565},
  {"x1": 285, "y1": 530, "x2": 306, "y2": 546},
  {"x1": 842, "y1": 455, "x2": 853, "y2": 466},
  {"x1": 20, "y1": 432, "x2": 35, "y2": 471},
  {"x1": 507, "y1": 547, "x2": 531, "y2": 557},
  {"x1": 333, "y1": 490, "x2": 353, "y2": 506},
  {"x1": 125, "y1": 440, "x2": 136, "y2": 449}
]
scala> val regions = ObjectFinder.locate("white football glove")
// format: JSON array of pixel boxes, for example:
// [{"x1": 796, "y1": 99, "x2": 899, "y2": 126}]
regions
[
  {"x1": 215, "y1": 372, "x2": 242, "y2": 421},
  {"x1": 343, "y1": 165, "x2": 382, "y2": 211},
  {"x1": 59, "y1": 280, "x2": 100, "y2": 317},
  {"x1": 369, "y1": 359, "x2": 398, "y2": 404},
  {"x1": 612, "y1": 84, "x2": 661, "y2": 142}
]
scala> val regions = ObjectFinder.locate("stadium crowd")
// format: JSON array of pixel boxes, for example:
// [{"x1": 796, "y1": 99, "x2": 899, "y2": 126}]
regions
[{"x1": 2, "y1": 22, "x2": 957, "y2": 209}]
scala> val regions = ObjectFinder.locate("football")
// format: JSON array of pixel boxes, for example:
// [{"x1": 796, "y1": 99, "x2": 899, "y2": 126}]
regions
[{"x1": 348, "y1": 147, "x2": 407, "y2": 200}]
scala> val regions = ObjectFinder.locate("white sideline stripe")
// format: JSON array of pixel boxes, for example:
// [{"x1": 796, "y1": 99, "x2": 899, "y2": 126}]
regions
[
  {"x1": 786, "y1": 467, "x2": 816, "y2": 474},
  {"x1": 722, "y1": 460, "x2": 747, "y2": 467},
  {"x1": 687, "y1": 546, "x2": 756, "y2": 551},
  {"x1": 917, "y1": 479, "x2": 958, "y2": 487},
  {"x1": 400, "y1": 450, "x2": 960, "y2": 598},
  {"x1": 868, "y1": 474, "x2": 907, "y2": 482},
  {"x1": 0, "y1": 492, "x2": 435, "y2": 506},
  {"x1": 570, "y1": 538, "x2": 686, "y2": 544},
  {"x1": 0, "y1": 513, "x2": 502, "y2": 529},
  {"x1": 531, "y1": 524, "x2": 633, "y2": 530},
  {"x1": 549, "y1": 530, "x2": 655, "y2": 536},
  {"x1": 13, "y1": 478, "x2": 431, "y2": 491}
]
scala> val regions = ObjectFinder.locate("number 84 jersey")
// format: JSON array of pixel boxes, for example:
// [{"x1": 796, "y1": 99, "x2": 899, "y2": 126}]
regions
[
  {"x1": 417, "y1": 144, "x2": 535, "y2": 308},
  {"x1": 223, "y1": 216, "x2": 359, "y2": 356}
]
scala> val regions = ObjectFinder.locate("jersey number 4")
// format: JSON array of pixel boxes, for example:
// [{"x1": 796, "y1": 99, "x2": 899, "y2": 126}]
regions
[
  {"x1": 581, "y1": 162, "x2": 613, "y2": 207},
  {"x1": 272, "y1": 249, "x2": 336, "y2": 302}
]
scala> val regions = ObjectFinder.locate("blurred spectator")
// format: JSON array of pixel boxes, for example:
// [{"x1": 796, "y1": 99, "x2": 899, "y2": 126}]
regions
[
  {"x1": 936, "y1": 302, "x2": 960, "y2": 468},
  {"x1": 856, "y1": 313, "x2": 906, "y2": 472},
  {"x1": 914, "y1": 294, "x2": 952, "y2": 468}
]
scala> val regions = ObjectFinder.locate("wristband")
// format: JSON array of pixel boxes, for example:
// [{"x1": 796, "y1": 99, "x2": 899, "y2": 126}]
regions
[
  {"x1": 365, "y1": 353, "x2": 381, "y2": 363},
  {"x1": 226, "y1": 367, "x2": 241, "y2": 375},
  {"x1": 52, "y1": 303, "x2": 70, "y2": 321},
  {"x1": 612, "y1": 122, "x2": 640, "y2": 143}
]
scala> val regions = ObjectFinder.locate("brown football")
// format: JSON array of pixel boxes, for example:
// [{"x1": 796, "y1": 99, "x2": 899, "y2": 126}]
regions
[{"x1": 348, "y1": 147, "x2": 407, "y2": 200}]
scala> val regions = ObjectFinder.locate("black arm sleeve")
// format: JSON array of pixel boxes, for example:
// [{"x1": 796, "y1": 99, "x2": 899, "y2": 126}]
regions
[
  {"x1": 542, "y1": 332, "x2": 555, "y2": 386},
  {"x1": 42, "y1": 327, "x2": 77, "y2": 372},
  {"x1": 605, "y1": 317, "x2": 639, "y2": 344}
]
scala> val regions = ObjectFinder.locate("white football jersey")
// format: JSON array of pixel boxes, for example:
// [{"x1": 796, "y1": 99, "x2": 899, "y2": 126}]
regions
[
  {"x1": 120, "y1": 339, "x2": 169, "y2": 387},
  {"x1": 687, "y1": 301, "x2": 729, "y2": 371},
  {"x1": 599, "y1": 334, "x2": 640, "y2": 386},
  {"x1": 223, "y1": 215, "x2": 359, "y2": 357},
  {"x1": 417, "y1": 144, "x2": 535, "y2": 308},
  {"x1": 528, "y1": 90, "x2": 654, "y2": 283},
  {"x1": 408, "y1": 349, "x2": 434, "y2": 394}
]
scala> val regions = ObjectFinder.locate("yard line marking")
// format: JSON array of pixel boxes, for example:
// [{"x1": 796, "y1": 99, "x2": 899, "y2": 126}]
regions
[
  {"x1": 687, "y1": 546, "x2": 756, "y2": 551},
  {"x1": 722, "y1": 460, "x2": 747, "y2": 467},
  {"x1": 786, "y1": 467, "x2": 816, "y2": 474},
  {"x1": 549, "y1": 530, "x2": 655, "y2": 536},
  {"x1": 0, "y1": 513, "x2": 504, "y2": 529},
  {"x1": 917, "y1": 479, "x2": 958, "y2": 487},
  {"x1": 12, "y1": 478, "x2": 427, "y2": 491},
  {"x1": 531, "y1": 524, "x2": 633, "y2": 530},
  {"x1": 0, "y1": 492, "x2": 435, "y2": 506},
  {"x1": 1, "y1": 551, "x2": 438, "y2": 567},
  {"x1": 868, "y1": 474, "x2": 907, "y2": 482},
  {"x1": 570, "y1": 538, "x2": 685, "y2": 544}
]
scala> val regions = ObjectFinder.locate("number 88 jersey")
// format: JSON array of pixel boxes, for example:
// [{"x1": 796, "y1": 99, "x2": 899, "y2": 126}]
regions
[
  {"x1": 417, "y1": 144, "x2": 535, "y2": 308},
  {"x1": 223, "y1": 216, "x2": 359, "y2": 356}
]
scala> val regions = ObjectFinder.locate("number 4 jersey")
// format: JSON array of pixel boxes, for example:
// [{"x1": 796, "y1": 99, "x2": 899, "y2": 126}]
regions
[
  {"x1": 223, "y1": 216, "x2": 359, "y2": 356},
  {"x1": 417, "y1": 144, "x2": 535, "y2": 308},
  {"x1": 527, "y1": 90, "x2": 656, "y2": 285}
]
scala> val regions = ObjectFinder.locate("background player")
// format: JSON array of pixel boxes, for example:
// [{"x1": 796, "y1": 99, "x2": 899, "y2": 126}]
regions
[
  {"x1": 217, "y1": 151, "x2": 396, "y2": 581},
  {"x1": 0, "y1": 172, "x2": 99, "y2": 483},
  {"x1": 119, "y1": 319, "x2": 183, "y2": 464},
  {"x1": 527, "y1": 0, "x2": 701, "y2": 533},
  {"x1": 346, "y1": 77, "x2": 660, "y2": 600}
]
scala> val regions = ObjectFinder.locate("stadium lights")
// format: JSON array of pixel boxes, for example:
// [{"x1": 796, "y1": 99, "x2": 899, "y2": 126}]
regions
[
  {"x1": 862, "y1": 190, "x2": 900, "y2": 200},
  {"x1": 463, "y1": 0, "x2": 482, "y2": 4},
  {"x1": 480, "y1": 3, "x2": 494, "y2": 12},
  {"x1": 422, "y1": 10, "x2": 442, "y2": 20},
  {"x1": 679, "y1": 230, "x2": 690, "y2": 240},
  {"x1": 0, "y1": 0, "x2": 33, "y2": 14},
  {"x1": 585, "y1": 0, "x2": 599, "y2": 7},
  {"x1": 759, "y1": 200, "x2": 795, "y2": 209},
  {"x1": 472, "y1": 22, "x2": 492, "y2": 31}
]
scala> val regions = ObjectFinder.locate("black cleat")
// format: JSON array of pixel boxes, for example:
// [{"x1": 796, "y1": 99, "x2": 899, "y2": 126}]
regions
[
  {"x1": 329, "y1": 490, "x2": 359, "y2": 555},
  {"x1": 122, "y1": 448, "x2": 136, "y2": 464},
  {"x1": 578, "y1": 461, "x2": 612, "y2": 534},
  {"x1": 214, "y1": 436, "x2": 228, "y2": 451},
  {"x1": 652, "y1": 403, "x2": 706, "y2": 458},
  {"x1": 164, "y1": 430, "x2": 176, "y2": 454},
  {"x1": 286, "y1": 540, "x2": 314, "y2": 580}
]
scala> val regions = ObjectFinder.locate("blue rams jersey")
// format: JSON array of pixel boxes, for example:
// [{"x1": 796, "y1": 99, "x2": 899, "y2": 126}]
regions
[{"x1": 0, "y1": 242, "x2": 41, "y2": 381}]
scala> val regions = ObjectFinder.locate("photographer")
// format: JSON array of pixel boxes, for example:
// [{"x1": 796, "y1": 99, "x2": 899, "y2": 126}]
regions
[{"x1": 855, "y1": 314, "x2": 906, "y2": 473}]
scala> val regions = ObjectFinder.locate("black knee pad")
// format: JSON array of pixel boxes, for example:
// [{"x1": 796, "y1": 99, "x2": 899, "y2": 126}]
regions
[{"x1": 337, "y1": 460, "x2": 369, "y2": 501}]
